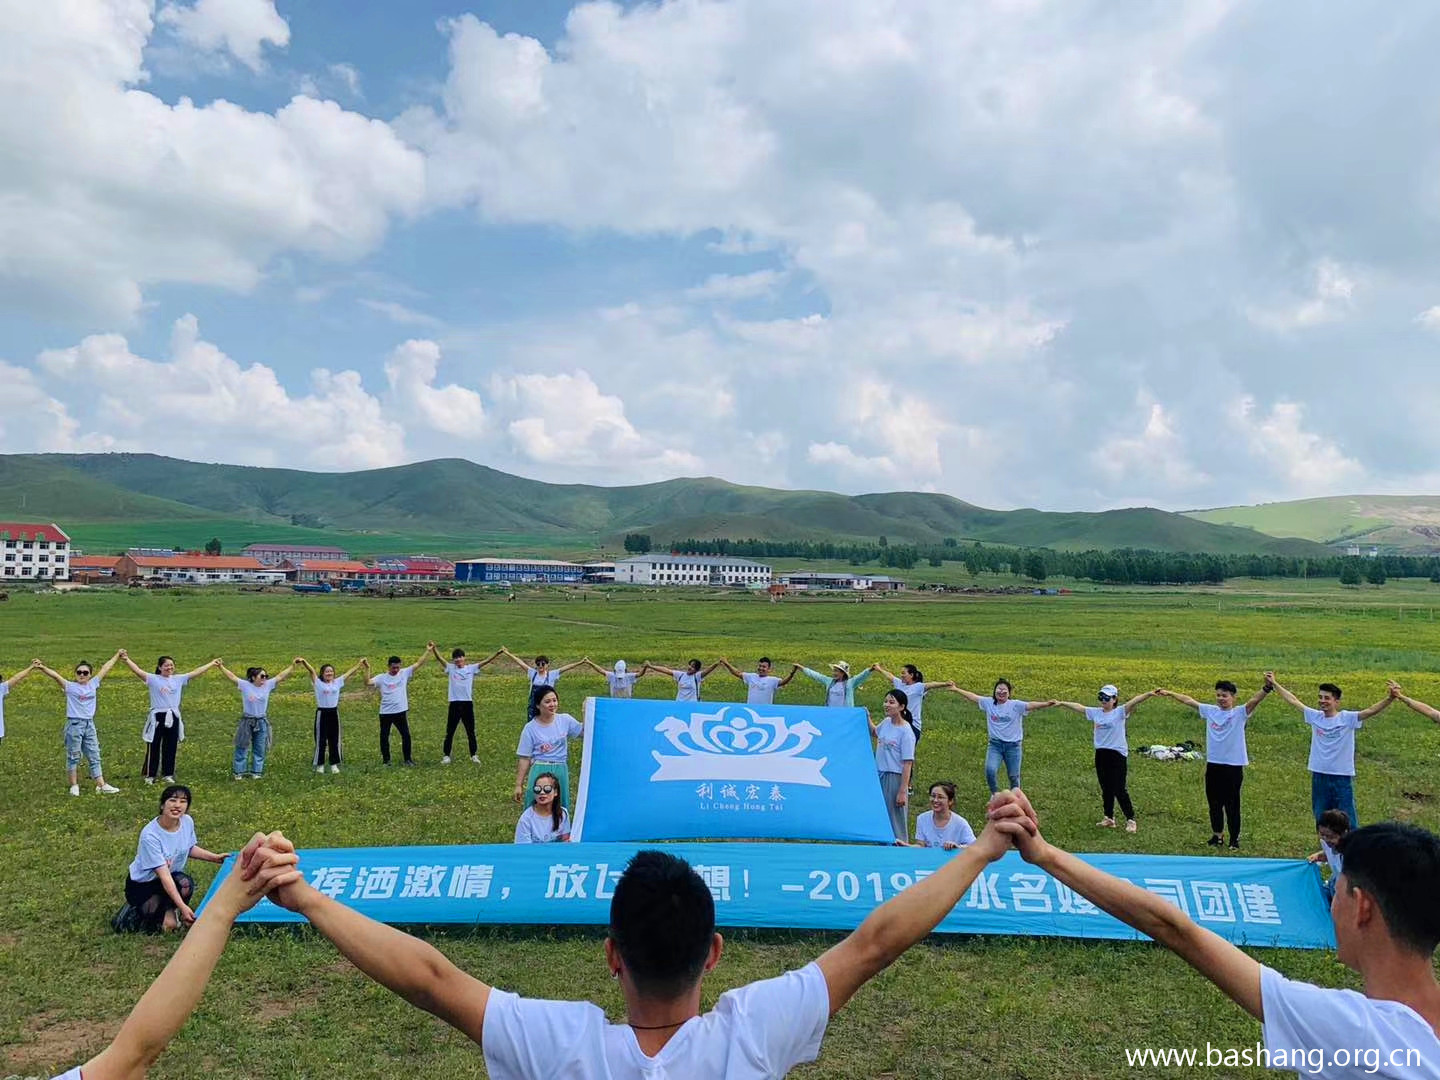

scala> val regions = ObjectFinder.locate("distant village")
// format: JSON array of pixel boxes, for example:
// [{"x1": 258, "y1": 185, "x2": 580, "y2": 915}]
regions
[{"x1": 1, "y1": 522, "x2": 909, "y2": 594}]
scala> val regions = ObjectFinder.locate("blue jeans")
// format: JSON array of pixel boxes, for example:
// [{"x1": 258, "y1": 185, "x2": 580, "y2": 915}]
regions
[
  {"x1": 233, "y1": 717, "x2": 270, "y2": 776},
  {"x1": 1310, "y1": 772, "x2": 1358, "y2": 828},
  {"x1": 985, "y1": 737, "x2": 1023, "y2": 793}
]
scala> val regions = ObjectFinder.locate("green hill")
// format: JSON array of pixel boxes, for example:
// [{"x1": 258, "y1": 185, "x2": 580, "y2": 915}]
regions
[
  {"x1": 0, "y1": 452, "x2": 1328, "y2": 557},
  {"x1": 1185, "y1": 496, "x2": 1440, "y2": 552}
]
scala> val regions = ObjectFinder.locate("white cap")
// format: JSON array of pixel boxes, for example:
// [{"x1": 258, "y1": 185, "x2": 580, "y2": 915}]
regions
[
  {"x1": 1100, "y1": 684, "x2": 1119, "y2": 698},
  {"x1": 831, "y1": 660, "x2": 851, "y2": 675},
  {"x1": 614, "y1": 660, "x2": 626, "y2": 673}
]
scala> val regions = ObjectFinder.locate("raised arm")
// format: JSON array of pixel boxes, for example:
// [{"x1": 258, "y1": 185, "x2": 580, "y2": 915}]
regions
[
  {"x1": 96, "y1": 649, "x2": 123, "y2": 680},
  {"x1": 799, "y1": 666, "x2": 830, "y2": 687},
  {"x1": 498, "y1": 647, "x2": 532, "y2": 673},
  {"x1": 850, "y1": 667, "x2": 874, "y2": 690},
  {"x1": 216, "y1": 663, "x2": 242, "y2": 686},
  {"x1": 28, "y1": 659, "x2": 64, "y2": 688},
  {"x1": 184, "y1": 658, "x2": 222, "y2": 680},
  {"x1": 700, "y1": 660, "x2": 723, "y2": 678},
  {"x1": 644, "y1": 663, "x2": 677, "y2": 678},
  {"x1": 295, "y1": 657, "x2": 316, "y2": 678},
  {"x1": 269, "y1": 662, "x2": 297, "y2": 685},
  {"x1": 118, "y1": 650, "x2": 150, "y2": 681},
  {"x1": 815, "y1": 822, "x2": 1019, "y2": 1015},
  {"x1": 1266, "y1": 673, "x2": 1307, "y2": 711},
  {"x1": 555, "y1": 657, "x2": 589, "y2": 674},
  {"x1": 1241, "y1": 684, "x2": 1269, "y2": 716},
  {"x1": 1388, "y1": 681, "x2": 1440, "y2": 723},
  {"x1": 1357, "y1": 686, "x2": 1397, "y2": 722},
  {"x1": 1023, "y1": 699, "x2": 1059, "y2": 712},
  {"x1": 340, "y1": 658, "x2": 368, "y2": 682},
  {"x1": 944, "y1": 684, "x2": 984, "y2": 704},
  {"x1": 989, "y1": 790, "x2": 1263, "y2": 1019},
  {"x1": 716, "y1": 658, "x2": 743, "y2": 679},
  {"x1": 776, "y1": 664, "x2": 800, "y2": 688},
  {"x1": 870, "y1": 664, "x2": 897, "y2": 682},
  {"x1": 580, "y1": 658, "x2": 609, "y2": 676},
  {"x1": 1121, "y1": 689, "x2": 1158, "y2": 716},
  {"x1": 410, "y1": 643, "x2": 436, "y2": 673},
  {"x1": 1053, "y1": 700, "x2": 1089, "y2": 715},
  {"x1": 1155, "y1": 688, "x2": 1202, "y2": 711},
  {"x1": 474, "y1": 649, "x2": 505, "y2": 669}
]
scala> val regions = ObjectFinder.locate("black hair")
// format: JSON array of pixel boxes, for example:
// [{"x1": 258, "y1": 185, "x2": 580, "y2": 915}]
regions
[
  {"x1": 928, "y1": 779, "x2": 957, "y2": 803},
  {"x1": 534, "y1": 771, "x2": 564, "y2": 833},
  {"x1": 687, "y1": 658, "x2": 702, "y2": 672},
  {"x1": 994, "y1": 678, "x2": 1013, "y2": 695},
  {"x1": 154, "y1": 655, "x2": 175, "y2": 674},
  {"x1": 246, "y1": 666, "x2": 264, "y2": 682},
  {"x1": 885, "y1": 687, "x2": 915, "y2": 727},
  {"x1": 1215, "y1": 680, "x2": 1238, "y2": 695},
  {"x1": 1318, "y1": 682, "x2": 1342, "y2": 699},
  {"x1": 531, "y1": 684, "x2": 559, "y2": 711},
  {"x1": 1318, "y1": 809, "x2": 1351, "y2": 834},
  {"x1": 387, "y1": 655, "x2": 402, "y2": 666},
  {"x1": 319, "y1": 663, "x2": 336, "y2": 678},
  {"x1": 757, "y1": 656, "x2": 772, "y2": 667},
  {"x1": 903, "y1": 663, "x2": 924, "y2": 682},
  {"x1": 609, "y1": 851, "x2": 715, "y2": 998},
  {"x1": 535, "y1": 655, "x2": 550, "y2": 666},
  {"x1": 1337, "y1": 822, "x2": 1440, "y2": 954},
  {"x1": 452, "y1": 647, "x2": 465, "y2": 659},
  {"x1": 75, "y1": 660, "x2": 93, "y2": 673},
  {"x1": 158, "y1": 784, "x2": 192, "y2": 810}
]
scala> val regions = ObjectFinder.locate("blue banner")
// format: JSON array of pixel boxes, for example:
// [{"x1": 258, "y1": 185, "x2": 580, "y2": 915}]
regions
[
  {"x1": 571, "y1": 697, "x2": 895, "y2": 844},
  {"x1": 201, "y1": 842, "x2": 1336, "y2": 950}
]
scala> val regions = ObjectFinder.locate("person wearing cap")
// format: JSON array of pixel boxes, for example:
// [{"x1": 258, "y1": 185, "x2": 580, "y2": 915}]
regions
[
  {"x1": 1054, "y1": 684, "x2": 1158, "y2": 833},
  {"x1": 582, "y1": 659, "x2": 640, "y2": 699},
  {"x1": 799, "y1": 660, "x2": 875, "y2": 708}
]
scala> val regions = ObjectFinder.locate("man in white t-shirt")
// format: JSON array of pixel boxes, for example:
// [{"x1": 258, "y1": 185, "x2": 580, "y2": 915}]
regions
[
  {"x1": 430, "y1": 643, "x2": 501, "y2": 765},
  {"x1": 716, "y1": 657, "x2": 798, "y2": 705},
  {"x1": 367, "y1": 645, "x2": 433, "y2": 766},
  {"x1": 241, "y1": 812, "x2": 1032, "y2": 1079},
  {"x1": 1269, "y1": 673, "x2": 1396, "y2": 828},
  {"x1": 989, "y1": 789, "x2": 1440, "y2": 1079},
  {"x1": 643, "y1": 658, "x2": 722, "y2": 703},
  {"x1": 1156, "y1": 678, "x2": 1269, "y2": 849}
]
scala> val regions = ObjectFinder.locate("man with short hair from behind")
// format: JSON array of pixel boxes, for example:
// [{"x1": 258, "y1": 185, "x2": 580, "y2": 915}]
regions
[
  {"x1": 987, "y1": 789, "x2": 1440, "y2": 1079},
  {"x1": 240, "y1": 813, "x2": 1032, "y2": 1077}
]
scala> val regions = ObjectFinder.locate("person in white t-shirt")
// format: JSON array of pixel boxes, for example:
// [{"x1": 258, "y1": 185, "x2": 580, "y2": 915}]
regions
[
  {"x1": 870, "y1": 690, "x2": 917, "y2": 844},
  {"x1": 118, "y1": 651, "x2": 222, "y2": 784},
  {"x1": 947, "y1": 678, "x2": 1059, "y2": 793},
  {"x1": 30, "y1": 653, "x2": 122, "y2": 796},
  {"x1": 217, "y1": 660, "x2": 297, "y2": 780},
  {"x1": 513, "y1": 687, "x2": 584, "y2": 809},
  {"x1": 120, "y1": 785, "x2": 230, "y2": 934},
  {"x1": 582, "y1": 658, "x2": 642, "y2": 698},
  {"x1": 912, "y1": 781, "x2": 977, "y2": 849},
  {"x1": 871, "y1": 663, "x2": 950, "y2": 743},
  {"x1": 48, "y1": 830, "x2": 300, "y2": 1080},
  {"x1": 499, "y1": 648, "x2": 589, "y2": 719},
  {"x1": 430, "y1": 643, "x2": 502, "y2": 764},
  {"x1": 1388, "y1": 680, "x2": 1440, "y2": 728},
  {"x1": 1309, "y1": 809, "x2": 1352, "y2": 903},
  {"x1": 1155, "y1": 678, "x2": 1270, "y2": 849},
  {"x1": 514, "y1": 771, "x2": 571, "y2": 843},
  {"x1": 367, "y1": 645, "x2": 434, "y2": 766},
  {"x1": 296, "y1": 657, "x2": 367, "y2": 774},
  {"x1": 1269, "y1": 674, "x2": 1396, "y2": 828},
  {"x1": 716, "y1": 656, "x2": 798, "y2": 705},
  {"x1": 1054, "y1": 684, "x2": 1158, "y2": 834},
  {"x1": 642, "y1": 658, "x2": 721, "y2": 703},
  {"x1": 0, "y1": 661, "x2": 39, "y2": 743},
  {"x1": 239, "y1": 807, "x2": 1033, "y2": 1080},
  {"x1": 988, "y1": 788, "x2": 1440, "y2": 1079}
]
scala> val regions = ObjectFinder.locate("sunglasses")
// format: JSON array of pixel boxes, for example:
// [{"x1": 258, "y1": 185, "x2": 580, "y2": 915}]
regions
[
  {"x1": 256, "y1": 673, "x2": 269, "y2": 679},
  {"x1": 1097, "y1": 693, "x2": 1116, "y2": 702},
  {"x1": 533, "y1": 785, "x2": 556, "y2": 795},
  {"x1": 75, "y1": 669, "x2": 92, "y2": 676}
]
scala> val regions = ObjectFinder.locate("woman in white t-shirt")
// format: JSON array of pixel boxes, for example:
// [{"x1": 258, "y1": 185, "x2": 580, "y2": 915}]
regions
[
  {"x1": 912, "y1": 781, "x2": 977, "y2": 849},
  {"x1": 0, "y1": 661, "x2": 38, "y2": 743},
  {"x1": 32, "y1": 653, "x2": 123, "y2": 796},
  {"x1": 947, "y1": 678, "x2": 1059, "y2": 793},
  {"x1": 869, "y1": 689, "x2": 917, "y2": 844},
  {"x1": 514, "y1": 771, "x2": 572, "y2": 843},
  {"x1": 871, "y1": 663, "x2": 950, "y2": 743},
  {"x1": 297, "y1": 657, "x2": 367, "y2": 774},
  {"x1": 118, "y1": 650, "x2": 222, "y2": 784},
  {"x1": 582, "y1": 658, "x2": 640, "y2": 698},
  {"x1": 500, "y1": 648, "x2": 588, "y2": 719},
  {"x1": 642, "y1": 658, "x2": 721, "y2": 702},
  {"x1": 218, "y1": 659, "x2": 297, "y2": 780},
  {"x1": 513, "y1": 687, "x2": 584, "y2": 809},
  {"x1": 119, "y1": 784, "x2": 229, "y2": 934},
  {"x1": 1055, "y1": 684, "x2": 1158, "y2": 834}
]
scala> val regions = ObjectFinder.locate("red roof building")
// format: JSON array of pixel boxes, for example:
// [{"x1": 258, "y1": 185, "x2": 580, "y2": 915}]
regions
[{"x1": 1, "y1": 522, "x2": 72, "y2": 581}]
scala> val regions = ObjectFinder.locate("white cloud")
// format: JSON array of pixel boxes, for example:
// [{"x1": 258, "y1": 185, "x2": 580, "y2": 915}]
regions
[
  {"x1": 1416, "y1": 306, "x2": 1440, "y2": 331},
  {"x1": 685, "y1": 269, "x2": 788, "y2": 302},
  {"x1": 383, "y1": 339, "x2": 486, "y2": 438},
  {"x1": 360, "y1": 299, "x2": 443, "y2": 327},
  {"x1": 158, "y1": 0, "x2": 290, "y2": 72},
  {"x1": 1235, "y1": 396, "x2": 1364, "y2": 495},
  {"x1": 1246, "y1": 259, "x2": 1358, "y2": 332},
  {"x1": 1092, "y1": 396, "x2": 1209, "y2": 497}
]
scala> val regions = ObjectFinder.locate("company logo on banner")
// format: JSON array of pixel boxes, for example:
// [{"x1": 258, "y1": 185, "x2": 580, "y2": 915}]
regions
[
  {"x1": 571, "y1": 697, "x2": 894, "y2": 843},
  {"x1": 201, "y1": 843, "x2": 1336, "y2": 951}
]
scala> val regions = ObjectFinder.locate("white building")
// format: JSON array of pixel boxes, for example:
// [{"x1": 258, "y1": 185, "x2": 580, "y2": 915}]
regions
[
  {"x1": 615, "y1": 554, "x2": 771, "y2": 587},
  {"x1": 0, "y1": 522, "x2": 71, "y2": 581}
]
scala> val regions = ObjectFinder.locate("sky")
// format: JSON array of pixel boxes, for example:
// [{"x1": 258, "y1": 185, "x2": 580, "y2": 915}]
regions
[{"x1": 4, "y1": 0, "x2": 1440, "y2": 511}]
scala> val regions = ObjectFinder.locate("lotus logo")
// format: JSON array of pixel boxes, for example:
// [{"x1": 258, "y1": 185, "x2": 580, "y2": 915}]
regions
[{"x1": 650, "y1": 706, "x2": 830, "y2": 786}]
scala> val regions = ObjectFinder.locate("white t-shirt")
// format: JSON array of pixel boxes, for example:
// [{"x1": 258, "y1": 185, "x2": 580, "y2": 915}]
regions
[
  {"x1": 1086, "y1": 706, "x2": 1129, "y2": 755},
  {"x1": 63, "y1": 678, "x2": 101, "y2": 720},
  {"x1": 0, "y1": 680, "x2": 7, "y2": 738},
  {"x1": 1199, "y1": 703, "x2": 1249, "y2": 766},
  {"x1": 674, "y1": 671, "x2": 704, "y2": 701},
  {"x1": 481, "y1": 961, "x2": 830, "y2": 1079},
  {"x1": 1304, "y1": 708, "x2": 1363, "y2": 776},
  {"x1": 48, "y1": 1069, "x2": 82, "y2": 1080},
  {"x1": 1260, "y1": 965, "x2": 1440, "y2": 1078},
  {"x1": 914, "y1": 811, "x2": 976, "y2": 848},
  {"x1": 313, "y1": 676, "x2": 345, "y2": 709},
  {"x1": 446, "y1": 662, "x2": 479, "y2": 703},
  {"x1": 743, "y1": 673, "x2": 782, "y2": 705},
  {"x1": 517, "y1": 714, "x2": 584, "y2": 763},
  {"x1": 238, "y1": 678, "x2": 276, "y2": 717},
  {"x1": 128, "y1": 815, "x2": 198, "y2": 882},
  {"x1": 145, "y1": 672, "x2": 190, "y2": 714},
  {"x1": 980, "y1": 697, "x2": 1029, "y2": 742},
  {"x1": 515, "y1": 805, "x2": 571, "y2": 843},
  {"x1": 1320, "y1": 839, "x2": 1343, "y2": 878},
  {"x1": 528, "y1": 669, "x2": 561, "y2": 690},
  {"x1": 874, "y1": 719, "x2": 917, "y2": 774},
  {"x1": 606, "y1": 672, "x2": 639, "y2": 698},
  {"x1": 371, "y1": 666, "x2": 414, "y2": 715},
  {"x1": 892, "y1": 678, "x2": 927, "y2": 729}
]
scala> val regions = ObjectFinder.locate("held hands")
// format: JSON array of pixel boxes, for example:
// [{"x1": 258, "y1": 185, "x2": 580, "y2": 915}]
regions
[
  {"x1": 227, "y1": 831, "x2": 306, "y2": 915},
  {"x1": 974, "y1": 789, "x2": 1047, "y2": 864}
]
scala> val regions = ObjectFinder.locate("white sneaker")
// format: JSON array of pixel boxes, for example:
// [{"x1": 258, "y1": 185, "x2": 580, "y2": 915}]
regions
[
  {"x1": 96, "y1": 783, "x2": 120, "y2": 794},
  {"x1": 69, "y1": 784, "x2": 80, "y2": 797},
  {"x1": 315, "y1": 765, "x2": 325, "y2": 774},
  {"x1": 144, "y1": 777, "x2": 155, "y2": 785},
  {"x1": 470, "y1": 755, "x2": 481, "y2": 764},
  {"x1": 233, "y1": 773, "x2": 244, "y2": 781},
  {"x1": 162, "y1": 775, "x2": 175, "y2": 783},
  {"x1": 330, "y1": 764, "x2": 340, "y2": 774},
  {"x1": 441, "y1": 755, "x2": 452, "y2": 765}
]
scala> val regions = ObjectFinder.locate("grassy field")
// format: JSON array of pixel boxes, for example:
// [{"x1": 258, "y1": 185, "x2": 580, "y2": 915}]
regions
[{"x1": 2, "y1": 582, "x2": 1439, "y2": 1078}]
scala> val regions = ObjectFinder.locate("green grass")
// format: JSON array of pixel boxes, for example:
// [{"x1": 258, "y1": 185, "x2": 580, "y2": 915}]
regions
[
  {"x1": 1187, "y1": 494, "x2": 1440, "y2": 550},
  {"x1": 2, "y1": 584, "x2": 1438, "y2": 1078}
]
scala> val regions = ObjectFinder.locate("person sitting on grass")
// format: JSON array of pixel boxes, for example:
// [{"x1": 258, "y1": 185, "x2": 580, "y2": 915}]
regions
[
  {"x1": 514, "y1": 771, "x2": 570, "y2": 843},
  {"x1": 986, "y1": 788, "x2": 1440, "y2": 1079},
  {"x1": 1309, "y1": 808, "x2": 1352, "y2": 903},
  {"x1": 118, "y1": 785, "x2": 230, "y2": 934},
  {"x1": 49, "y1": 831, "x2": 299, "y2": 1080},
  {"x1": 912, "y1": 781, "x2": 976, "y2": 849},
  {"x1": 235, "y1": 806, "x2": 1036, "y2": 1078}
]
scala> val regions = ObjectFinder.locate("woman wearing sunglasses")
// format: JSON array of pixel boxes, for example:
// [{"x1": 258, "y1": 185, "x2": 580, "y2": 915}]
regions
[
  {"x1": 218, "y1": 660, "x2": 298, "y2": 780},
  {"x1": 514, "y1": 770, "x2": 571, "y2": 843},
  {"x1": 1054, "y1": 684, "x2": 1158, "y2": 833},
  {"x1": 31, "y1": 652, "x2": 124, "y2": 796}
]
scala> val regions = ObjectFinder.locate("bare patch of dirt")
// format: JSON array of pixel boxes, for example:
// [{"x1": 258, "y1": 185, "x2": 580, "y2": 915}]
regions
[{"x1": 6, "y1": 1012, "x2": 122, "y2": 1072}]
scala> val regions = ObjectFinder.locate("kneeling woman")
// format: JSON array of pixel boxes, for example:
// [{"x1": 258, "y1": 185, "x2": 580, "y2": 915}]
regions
[
  {"x1": 514, "y1": 771, "x2": 571, "y2": 843},
  {"x1": 123, "y1": 785, "x2": 228, "y2": 933}
]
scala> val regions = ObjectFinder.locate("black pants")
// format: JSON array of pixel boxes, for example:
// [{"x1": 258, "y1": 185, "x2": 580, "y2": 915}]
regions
[
  {"x1": 1205, "y1": 763, "x2": 1244, "y2": 843},
  {"x1": 314, "y1": 707, "x2": 341, "y2": 766},
  {"x1": 444, "y1": 701, "x2": 477, "y2": 756},
  {"x1": 144, "y1": 715, "x2": 180, "y2": 778},
  {"x1": 125, "y1": 871, "x2": 193, "y2": 933},
  {"x1": 1094, "y1": 748, "x2": 1135, "y2": 821},
  {"x1": 380, "y1": 711, "x2": 412, "y2": 764},
  {"x1": 909, "y1": 719, "x2": 922, "y2": 745}
]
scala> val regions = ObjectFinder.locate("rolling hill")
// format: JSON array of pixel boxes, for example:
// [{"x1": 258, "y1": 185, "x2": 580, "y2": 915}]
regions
[
  {"x1": 0, "y1": 452, "x2": 1328, "y2": 557},
  {"x1": 1185, "y1": 496, "x2": 1440, "y2": 552}
]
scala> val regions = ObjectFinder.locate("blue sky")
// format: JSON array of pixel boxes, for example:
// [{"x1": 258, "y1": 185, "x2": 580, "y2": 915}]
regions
[{"x1": 4, "y1": 1, "x2": 1440, "y2": 509}]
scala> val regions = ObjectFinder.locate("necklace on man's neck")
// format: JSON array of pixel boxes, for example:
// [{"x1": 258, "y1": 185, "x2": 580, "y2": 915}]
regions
[{"x1": 627, "y1": 1019, "x2": 687, "y2": 1031}]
